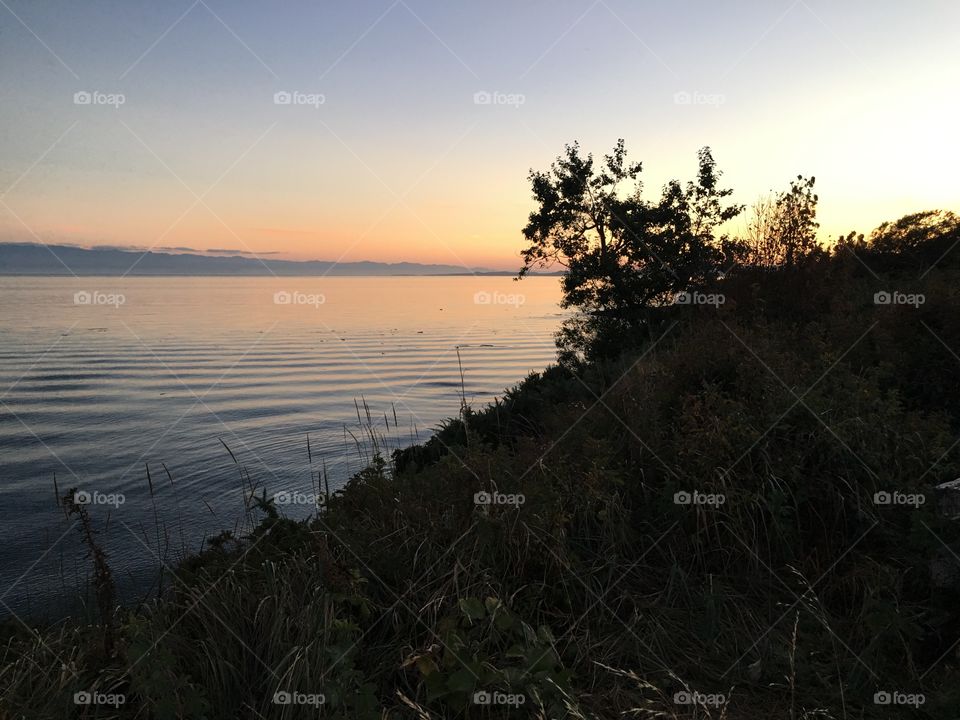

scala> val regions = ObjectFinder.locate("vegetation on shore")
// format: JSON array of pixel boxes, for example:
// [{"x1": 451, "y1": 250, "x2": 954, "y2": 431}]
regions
[{"x1": 3, "y1": 144, "x2": 960, "y2": 719}]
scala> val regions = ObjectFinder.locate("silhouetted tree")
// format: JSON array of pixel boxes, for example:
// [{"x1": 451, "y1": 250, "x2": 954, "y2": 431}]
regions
[
  {"x1": 738, "y1": 176, "x2": 820, "y2": 269},
  {"x1": 774, "y1": 175, "x2": 820, "y2": 266},
  {"x1": 870, "y1": 209, "x2": 960, "y2": 253},
  {"x1": 836, "y1": 209, "x2": 960, "y2": 272},
  {"x1": 739, "y1": 194, "x2": 780, "y2": 268},
  {"x1": 520, "y1": 141, "x2": 742, "y2": 362}
]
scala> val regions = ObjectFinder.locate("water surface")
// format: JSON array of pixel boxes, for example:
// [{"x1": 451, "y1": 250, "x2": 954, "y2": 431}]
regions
[{"x1": 0, "y1": 276, "x2": 562, "y2": 616}]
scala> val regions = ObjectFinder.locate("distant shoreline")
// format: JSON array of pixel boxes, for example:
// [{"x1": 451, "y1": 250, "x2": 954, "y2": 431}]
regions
[
  {"x1": 0, "y1": 271, "x2": 562, "y2": 277},
  {"x1": 0, "y1": 243, "x2": 563, "y2": 277}
]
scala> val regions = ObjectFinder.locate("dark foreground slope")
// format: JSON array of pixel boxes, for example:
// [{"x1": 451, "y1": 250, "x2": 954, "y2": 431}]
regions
[{"x1": 4, "y1": 234, "x2": 960, "y2": 719}]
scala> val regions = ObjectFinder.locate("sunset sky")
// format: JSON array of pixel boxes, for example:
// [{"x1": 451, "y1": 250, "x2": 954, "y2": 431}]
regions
[{"x1": 1, "y1": 0, "x2": 958, "y2": 270}]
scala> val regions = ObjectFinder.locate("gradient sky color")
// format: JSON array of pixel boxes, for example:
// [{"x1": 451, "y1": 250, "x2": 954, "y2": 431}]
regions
[{"x1": 1, "y1": 0, "x2": 958, "y2": 270}]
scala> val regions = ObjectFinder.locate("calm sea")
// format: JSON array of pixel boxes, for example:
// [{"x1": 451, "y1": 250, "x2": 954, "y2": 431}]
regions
[{"x1": 0, "y1": 276, "x2": 562, "y2": 617}]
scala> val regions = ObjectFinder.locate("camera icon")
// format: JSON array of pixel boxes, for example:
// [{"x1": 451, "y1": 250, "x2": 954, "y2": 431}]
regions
[
  {"x1": 274, "y1": 291, "x2": 292, "y2": 305},
  {"x1": 874, "y1": 291, "x2": 891, "y2": 305},
  {"x1": 673, "y1": 691, "x2": 691, "y2": 704},
  {"x1": 873, "y1": 691, "x2": 892, "y2": 705},
  {"x1": 873, "y1": 491, "x2": 891, "y2": 505},
  {"x1": 74, "y1": 291, "x2": 92, "y2": 305},
  {"x1": 473, "y1": 91, "x2": 492, "y2": 105},
  {"x1": 273, "y1": 491, "x2": 291, "y2": 505},
  {"x1": 273, "y1": 690, "x2": 292, "y2": 705},
  {"x1": 474, "y1": 491, "x2": 492, "y2": 505},
  {"x1": 673, "y1": 491, "x2": 692, "y2": 505},
  {"x1": 673, "y1": 91, "x2": 692, "y2": 105},
  {"x1": 73, "y1": 691, "x2": 92, "y2": 705},
  {"x1": 473, "y1": 291, "x2": 492, "y2": 305},
  {"x1": 273, "y1": 91, "x2": 292, "y2": 105},
  {"x1": 73, "y1": 91, "x2": 92, "y2": 105},
  {"x1": 674, "y1": 291, "x2": 692, "y2": 305},
  {"x1": 73, "y1": 490, "x2": 92, "y2": 505},
  {"x1": 472, "y1": 690, "x2": 491, "y2": 705}
]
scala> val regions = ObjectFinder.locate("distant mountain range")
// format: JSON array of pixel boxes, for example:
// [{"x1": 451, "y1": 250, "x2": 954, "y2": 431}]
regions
[{"x1": 0, "y1": 243, "x2": 530, "y2": 276}]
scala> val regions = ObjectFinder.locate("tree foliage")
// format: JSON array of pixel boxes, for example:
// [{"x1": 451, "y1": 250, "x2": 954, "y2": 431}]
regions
[
  {"x1": 738, "y1": 175, "x2": 821, "y2": 268},
  {"x1": 773, "y1": 175, "x2": 820, "y2": 266},
  {"x1": 519, "y1": 141, "x2": 742, "y2": 362},
  {"x1": 870, "y1": 209, "x2": 960, "y2": 253}
]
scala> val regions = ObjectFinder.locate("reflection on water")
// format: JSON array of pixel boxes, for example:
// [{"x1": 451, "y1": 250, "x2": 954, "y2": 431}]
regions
[{"x1": 0, "y1": 276, "x2": 562, "y2": 616}]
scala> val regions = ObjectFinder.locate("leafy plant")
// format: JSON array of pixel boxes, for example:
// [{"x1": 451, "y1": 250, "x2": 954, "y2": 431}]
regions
[{"x1": 409, "y1": 596, "x2": 574, "y2": 717}]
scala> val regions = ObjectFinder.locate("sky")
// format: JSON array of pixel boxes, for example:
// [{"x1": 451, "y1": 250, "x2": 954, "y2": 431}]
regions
[{"x1": 0, "y1": 0, "x2": 958, "y2": 270}]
